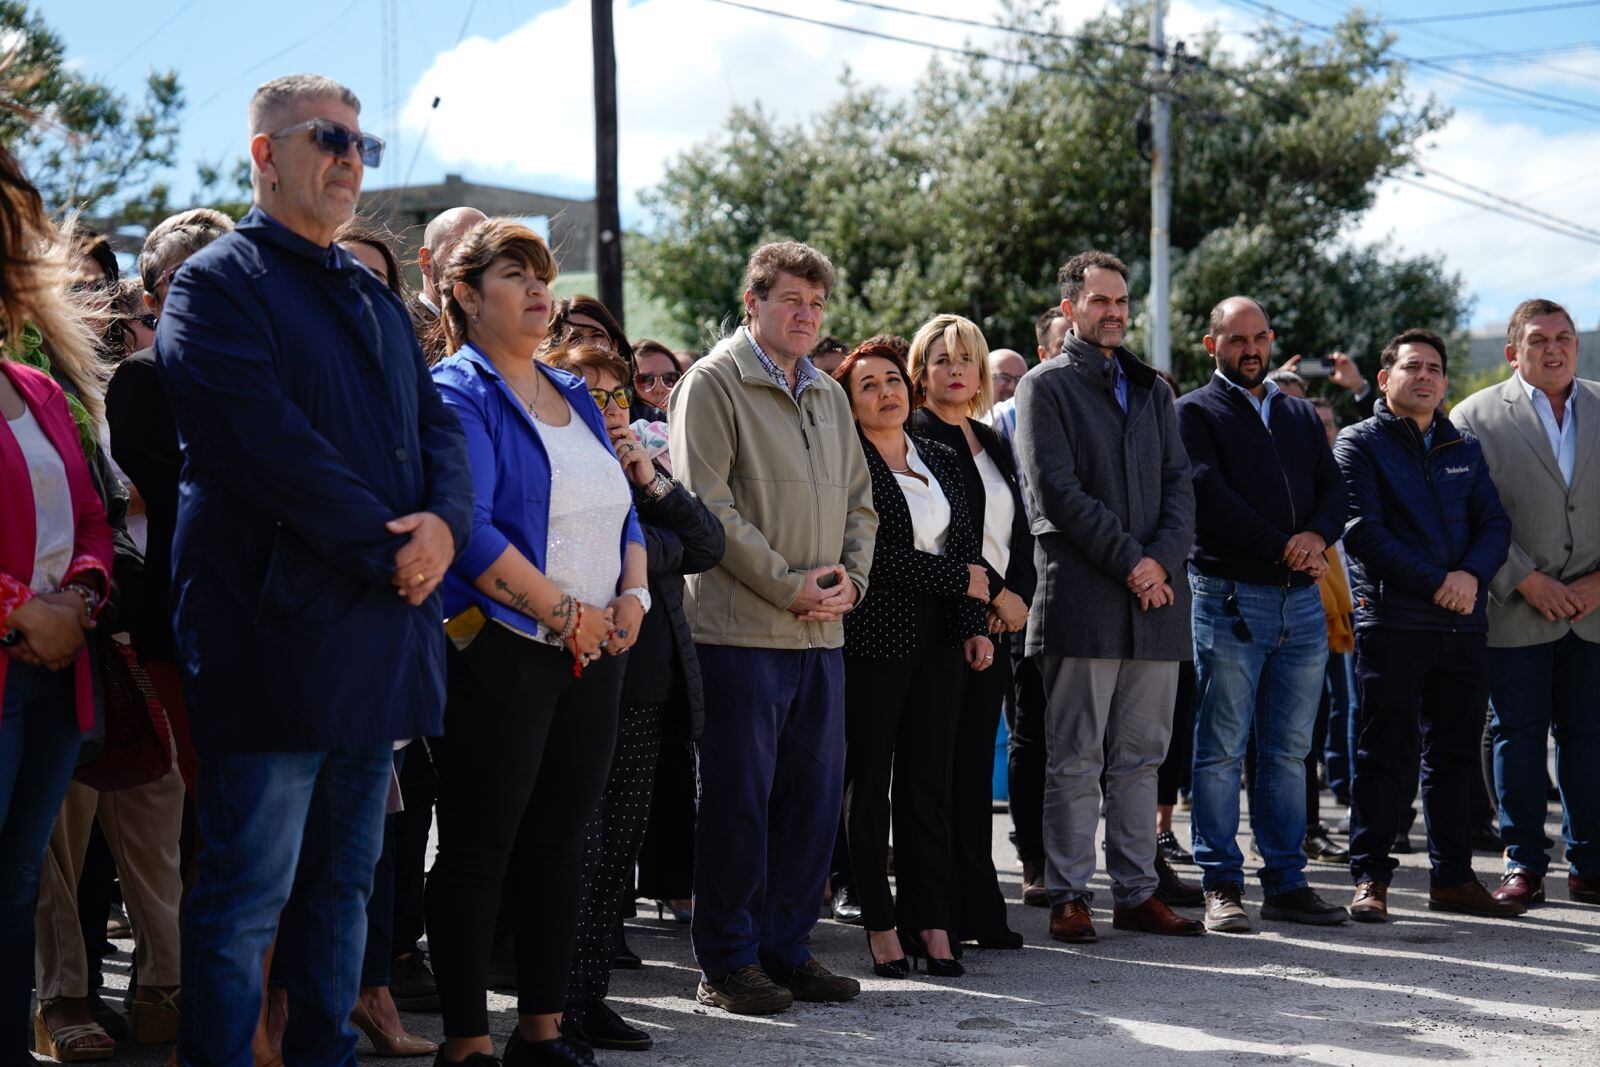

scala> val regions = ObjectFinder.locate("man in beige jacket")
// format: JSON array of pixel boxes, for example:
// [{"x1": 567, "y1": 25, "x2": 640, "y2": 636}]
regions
[
  {"x1": 1452, "y1": 297, "x2": 1600, "y2": 909},
  {"x1": 668, "y1": 241, "x2": 876, "y2": 1016}
]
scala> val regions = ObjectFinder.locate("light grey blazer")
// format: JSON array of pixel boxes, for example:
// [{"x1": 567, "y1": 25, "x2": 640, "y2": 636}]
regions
[{"x1": 1451, "y1": 375, "x2": 1600, "y2": 648}]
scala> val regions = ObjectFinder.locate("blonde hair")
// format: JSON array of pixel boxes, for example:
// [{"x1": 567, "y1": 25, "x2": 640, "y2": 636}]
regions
[{"x1": 907, "y1": 313, "x2": 993, "y2": 418}]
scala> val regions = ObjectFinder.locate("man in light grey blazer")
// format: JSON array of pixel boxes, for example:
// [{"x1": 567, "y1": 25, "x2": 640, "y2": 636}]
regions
[{"x1": 1452, "y1": 297, "x2": 1600, "y2": 909}]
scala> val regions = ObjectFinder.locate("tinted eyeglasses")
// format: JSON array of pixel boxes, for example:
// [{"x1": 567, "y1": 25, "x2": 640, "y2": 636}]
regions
[
  {"x1": 1223, "y1": 594, "x2": 1253, "y2": 642},
  {"x1": 135, "y1": 313, "x2": 158, "y2": 330},
  {"x1": 636, "y1": 371, "x2": 681, "y2": 390},
  {"x1": 589, "y1": 387, "x2": 632, "y2": 411},
  {"x1": 269, "y1": 118, "x2": 385, "y2": 167}
]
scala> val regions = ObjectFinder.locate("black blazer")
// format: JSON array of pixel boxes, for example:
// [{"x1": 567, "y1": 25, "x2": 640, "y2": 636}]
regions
[
  {"x1": 845, "y1": 428, "x2": 986, "y2": 659},
  {"x1": 909, "y1": 408, "x2": 1037, "y2": 606},
  {"x1": 621, "y1": 465, "x2": 726, "y2": 736}
]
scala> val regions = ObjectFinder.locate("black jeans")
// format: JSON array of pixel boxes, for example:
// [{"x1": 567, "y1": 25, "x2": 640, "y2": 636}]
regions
[
  {"x1": 1005, "y1": 649, "x2": 1046, "y2": 867},
  {"x1": 426, "y1": 627, "x2": 622, "y2": 1034},
  {"x1": 843, "y1": 595, "x2": 965, "y2": 933},
  {"x1": 566, "y1": 702, "x2": 665, "y2": 1023},
  {"x1": 953, "y1": 650, "x2": 1013, "y2": 940},
  {"x1": 391, "y1": 736, "x2": 438, "y2": 959},
  {"x1": 1156, "y1": 661, "x2": 1196, "y2": 807},
  {"x1": 1349, "y1": 629, "x2": 1487, "y2": 888}
]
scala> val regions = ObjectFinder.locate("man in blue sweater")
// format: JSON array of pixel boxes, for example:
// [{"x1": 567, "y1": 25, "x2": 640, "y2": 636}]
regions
[
  {"x1": 1176, "y1": 297, "x2": 1350, "y2": 933},
  {"x1": 1333, "y1": 329, "x2": 1518, "y2": 922}
]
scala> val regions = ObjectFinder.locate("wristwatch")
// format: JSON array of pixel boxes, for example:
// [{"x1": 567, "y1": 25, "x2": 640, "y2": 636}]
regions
[{"x1": 620, "y1": 586, "x2": 652, "y2": 614}]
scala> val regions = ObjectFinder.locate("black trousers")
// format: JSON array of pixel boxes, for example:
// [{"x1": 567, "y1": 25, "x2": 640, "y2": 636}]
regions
[
  {"x1": 566, "y1": 702, "x2": 665, "y2": 1022},
  {"x1": 391, "y1": 736, "x2": 438, "y2": 959},
  {"x1": 1156, "y1": 661, "x2": 1197, "y2": 807},
  {"x1": 843, "y1": 599, "x2": 964, "y2": 933},
  {"x1": 635, "y1": 711, "x2": 696, "y2": 903},
  {"x1": 953, "y1": 649, "x2": 1013, "y2": 940},
  {"x1": 1349, "y1": 629, "x2": 1487, "y2": 889},
  {"x1": 1005, "y1": 649, "x2": 1047, "y2": 867},
  {"x1": 426, "y1": 627, "x2": 623, "y2": 1034}
]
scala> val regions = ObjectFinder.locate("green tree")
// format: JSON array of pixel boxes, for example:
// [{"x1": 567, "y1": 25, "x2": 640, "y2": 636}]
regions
[
  {"x1": 1, "y1": 0, "x2": 183, "y2": 217},
  {"x1": 636, "y1": 0, "x2": 1466, "y2": 375}
]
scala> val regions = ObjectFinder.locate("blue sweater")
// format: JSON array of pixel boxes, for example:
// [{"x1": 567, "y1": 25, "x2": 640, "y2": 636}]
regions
[
  {"x1": 155, "y1": 208, "x2": 474, "y2": 753},
  {"x1": 1334, "y1": 399, "x2": 1511, "y2": 633},
  {"x1": 1175, "y1": 375, "x2": 1345, "y2": 588}
]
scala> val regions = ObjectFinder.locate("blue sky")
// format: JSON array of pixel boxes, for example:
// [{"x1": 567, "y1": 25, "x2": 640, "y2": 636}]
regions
[{"x1": 48, "y1": 0, "x2": 1600, "y2": 331}]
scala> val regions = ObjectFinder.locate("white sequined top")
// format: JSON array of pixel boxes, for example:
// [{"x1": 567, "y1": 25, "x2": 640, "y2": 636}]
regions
[
  {"x1": 527, "y1": 413, "x2": 632, "y2": 647},
  {"x1": 7, "y1": 406, "x2": 74, "y2": 592}
]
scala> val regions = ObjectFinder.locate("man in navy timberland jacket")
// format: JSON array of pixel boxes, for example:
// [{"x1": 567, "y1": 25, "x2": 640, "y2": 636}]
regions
[{"x1": 1333, "y1": 328, "x2": 1514, "y2": 924}]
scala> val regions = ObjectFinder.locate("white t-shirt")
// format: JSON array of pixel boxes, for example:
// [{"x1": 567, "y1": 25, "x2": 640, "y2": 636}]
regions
[
  {"x1": 973, "y1": 447, "x2": 1014, "y2": 581},
  {"x1": 7, "y1": 406, "x2": 75, "y2": 592},
  {"x1": 894, "y1": 436, "x2": 951, "y2": 556},
  {"x1": 529, "y1": 414, "x2": 633, "y2": 646}
]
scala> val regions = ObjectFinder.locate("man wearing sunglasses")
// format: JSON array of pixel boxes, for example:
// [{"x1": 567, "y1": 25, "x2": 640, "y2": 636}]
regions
[
  {"x1": 153, "y1": 74, "x2": 474, "y2": 1066},
  {"x1": 1176, "y1": 296, "x2": 1351, "y2": 933}
]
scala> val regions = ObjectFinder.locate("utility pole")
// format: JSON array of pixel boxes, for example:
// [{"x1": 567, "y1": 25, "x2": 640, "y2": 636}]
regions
[
  {"x1": 1148, "y1": 0, "x2": 1171, "y2": 373},
  {"x1": 592, "y1": 0, "x2": 624, "y2": 328}
]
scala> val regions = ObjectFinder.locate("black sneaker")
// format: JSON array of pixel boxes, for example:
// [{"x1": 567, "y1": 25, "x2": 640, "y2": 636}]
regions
[
  {"x1": 391, "y1": 951, "x2": 441, "y2": 1012},
  {"x1": 578, "y1": 1000, "x2": 651, "y2": 1051},
  {"x1": 1261, "y1": 886, "x2": 1350, "y2": 925},
  {"x1": 1304, "y1": 825, "x2": 1349, "y2": 864},
  {"x1": 1155, "y1": 830, "x2": 1194, "y2": 866},
  {"x1": 503, "y1": 1027, "x2": 596, "y2": 1066},
  {"x1": 767, "y1": 959, "x2": 861, "y2": 1003},
  {"x1": 695, "y1": 965, "x2": 794, "y2": 1015},
  {"x1": 1155, "y1": 854, "x2": 1203, "y2": 907}
]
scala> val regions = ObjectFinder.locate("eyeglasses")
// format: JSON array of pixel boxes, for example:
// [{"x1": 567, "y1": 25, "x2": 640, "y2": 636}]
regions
[
  {"x1": 1223, "y1": 594, "x2": 1253, "y2": 642},
  {"x1": 992, "y1": 372, "x2": 1021, "y2": 386},
  {"x1": 268, "y1": 118, "x2": 385, "y2": 167},
  {"x1": 135, "y1": 313, "x2": 158, "y2": 330},
  {"x1": 588, "y1": 387, "x2": 632, "y2": 411},
  {"x1": 636, "y1": 371, "x2": 681, "y2": 390}
]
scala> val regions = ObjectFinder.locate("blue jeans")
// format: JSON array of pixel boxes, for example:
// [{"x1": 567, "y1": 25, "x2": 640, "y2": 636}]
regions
[
  {"x1": 691, "y1": 645, "x2": 844, "y2": 980},
  {"x1": 1322, "y1": 651, "x2": 1357, "y2": 802},
  {"x1": 0, "y1": 662, "x2": 82, "y2": 1062},
  {"x1": 1489, "y1": 633, "x2": 1600, "y2": 878},
  {"x1": 179, "y1": 746, "x2": 391, "y2": 1067},
  {"x1": 1189, "y1": 575, "x2": 1328, "y2": 895}
]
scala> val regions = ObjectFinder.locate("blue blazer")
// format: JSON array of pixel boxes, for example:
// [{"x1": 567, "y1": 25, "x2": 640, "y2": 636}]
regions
[
  {"x1": 154, "y1": 208, "x2": 474, "y2": 754},
  {"x1": 431, "y1": 344, "x2": 645, "y2": 640}
]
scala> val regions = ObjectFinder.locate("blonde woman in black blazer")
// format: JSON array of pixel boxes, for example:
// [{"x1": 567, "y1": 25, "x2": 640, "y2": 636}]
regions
[{"x1": 835, "y1": 342, "x2": 994, "y2": 980}]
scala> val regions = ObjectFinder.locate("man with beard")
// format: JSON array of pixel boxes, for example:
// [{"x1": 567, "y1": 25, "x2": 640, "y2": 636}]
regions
[
  {"x1": 1014, "y1": 251, "x2": 1199, "y2": 942},
  {"x1": 1175, "y1": 297, "x2": 1350, "y2": 933}
]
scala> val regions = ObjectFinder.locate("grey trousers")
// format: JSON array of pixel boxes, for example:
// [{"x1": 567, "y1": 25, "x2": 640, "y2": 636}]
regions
[{"x1": 1038, "y1": 656, "x2": 1178, "y2": 909}]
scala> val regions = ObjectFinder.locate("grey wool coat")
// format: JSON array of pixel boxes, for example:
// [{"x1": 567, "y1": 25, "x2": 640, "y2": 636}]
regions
[{"x1": 1014, "y1": 332, "x2": 1196, "y2": 661}]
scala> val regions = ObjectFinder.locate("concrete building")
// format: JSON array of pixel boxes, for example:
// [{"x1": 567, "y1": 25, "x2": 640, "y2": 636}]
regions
[
  {"x1": 358, "y1": 173, "x2": 597, "y2": 286},
  {"x1": 1466, "y1": 324, "x2": 1600, "y2": 378}
]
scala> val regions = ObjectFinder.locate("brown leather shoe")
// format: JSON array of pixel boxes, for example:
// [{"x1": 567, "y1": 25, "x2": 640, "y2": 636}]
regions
[
  {"x1": 1112, "y1": 895, "x2": 1204, "y2": 936},
  {"x1": 1493, "y1": 869, "x2": 1545, "y2": 908},
  {"x1": 1350, "y1": 881, "x2": 1388, "y2": 923},
  {"x1": 1570, "y1": 872, "x2": 1600, "y2": 904},
  {"x1": 1022, "y1": 861, "x2": 1049, "y2": 908},
  {"x1": 1430, "y1": 879, "x2": 1525, "y2": 917},
  {"x1": 1049, "y1": 899, "x2": 1098, "y2": 943}
]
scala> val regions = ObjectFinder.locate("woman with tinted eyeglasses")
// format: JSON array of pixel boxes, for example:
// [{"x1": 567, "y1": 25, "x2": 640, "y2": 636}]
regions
[
  {"x1": 429, "y1": 219, "x2": 645, "y2": 1067},
  {"x1": 539, "y1": 342, "x2": 723, "y2": 1052},
  {"x1": 907, "y1": 313, "x2": 1035, "y2": 953},
  {"x1": 631, "y1": 340, "x2": 683, "y2": 412},
  {"x1": 834, "y1": 341, "x2": 993, "y2": 980}
]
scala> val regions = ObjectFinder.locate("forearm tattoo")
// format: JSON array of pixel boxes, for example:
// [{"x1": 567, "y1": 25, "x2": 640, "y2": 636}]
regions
[
  {"x1": 547, "y1": 594, "x2": 578, "y2": 638},
  {"x1": 493, "y1": 577, "x2": 534, "y2": 618}
]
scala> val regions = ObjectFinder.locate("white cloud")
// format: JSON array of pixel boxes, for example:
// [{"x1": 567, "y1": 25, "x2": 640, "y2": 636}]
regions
[{"x1": 1350, "y1": 108, "x2": 1600, "y2": 328}]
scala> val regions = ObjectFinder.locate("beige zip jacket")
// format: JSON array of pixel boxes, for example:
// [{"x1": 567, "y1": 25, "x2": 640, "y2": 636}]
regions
[{"x1": 668, "y1": 329, "x2": 876, "y2": 649}]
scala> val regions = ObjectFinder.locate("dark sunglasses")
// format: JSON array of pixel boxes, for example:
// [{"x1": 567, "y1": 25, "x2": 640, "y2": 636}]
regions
[
  {"x1": 135, "y1": 313, "x2": 158, "y2": 330},
  {"x1": 269, "y1": 118, "x2": 385, "y2": 167},
  {"x1": 636, "y1": 371, "x2": 681, "y2": 389},
  {"x1": 1223, "y1": 594, "x2": 1253, "y2": 642},
  {"x1": 589, "y1": 387, "x2": 632, "y2": 411}
]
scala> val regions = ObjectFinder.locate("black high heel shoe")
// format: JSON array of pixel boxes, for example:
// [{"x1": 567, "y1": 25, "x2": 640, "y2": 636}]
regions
[
  {"x1": 899, "y1": 930, "x2": 964, "y2": 978},
  {"x1": 866, "y1": 932, "x2": 911, "y2": 979}
]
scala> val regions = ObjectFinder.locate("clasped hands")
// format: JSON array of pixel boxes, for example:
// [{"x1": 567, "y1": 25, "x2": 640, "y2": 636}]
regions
[
  {"x1": 1515, "y1": 569, "x2": 1600, "y2": 623},
  {"x1": 1283, "y1": 532, "x2": 1329, "y2": 579},
  {"x1": 387, "y1": 511, "x2": 455, "y2": 606},
  {"x1": 1127, "y1": 556, "x2": 1173, "y2": 612},
  {"x1": 789, "y1": 564, "x2": 857, "y2": 622},
  {"x1": 3, "y1": 588, "x2": 95, "y2": 670}
]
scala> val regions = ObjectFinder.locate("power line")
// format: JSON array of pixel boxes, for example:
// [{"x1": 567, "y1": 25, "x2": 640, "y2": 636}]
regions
[
  {"x1": 105, "y1": 0, "x2": 206, "y2": 77},
  {"x1": 1387, "y1": 0, "x2": 1600, "y2": 25},
  {"x1": 392, "y1": 0, "x2": 481, "y2": 191},
  {"x1": 1391, "y1": 174, "x2": 1600, "y2": 246},
  {"x1": 825, "y1": 0, "x2": 1158, "y2": 54},
  {"x1": 190, "y1": 0, "x2": 364, "y2": 112},
  {"x1": 1419, "y1": 167, "x2": 1600, "y2": 240}
]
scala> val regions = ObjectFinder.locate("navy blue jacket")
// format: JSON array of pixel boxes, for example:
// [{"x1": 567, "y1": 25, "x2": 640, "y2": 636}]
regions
[
  {"x1": 155, "y1": 208, "x2": 474, "y2": 754},
  {"x1": 1176, "y1": 375, "x2": 1345, "y2": 588},
  {"x1": 1333, "y1": 398, "x2": 1510, "y2": 633}
]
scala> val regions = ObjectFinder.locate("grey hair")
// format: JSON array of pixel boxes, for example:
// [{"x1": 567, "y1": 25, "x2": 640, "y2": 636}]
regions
[
  {"x1": 248, "y1": 74, "x2": 361, "y2": 135},
  {"x1": 138, "y1": 208, "x2": 234, "y2": 295}
]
